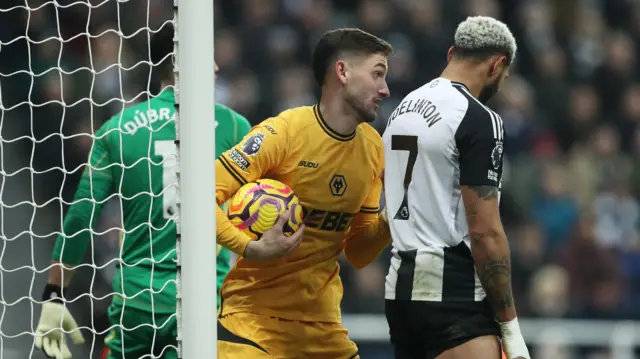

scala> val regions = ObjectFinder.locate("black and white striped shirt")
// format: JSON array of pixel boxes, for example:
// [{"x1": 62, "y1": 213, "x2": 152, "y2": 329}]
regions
[{"x1": 382, "y1": 78, "x2": 505, "y2": 302}]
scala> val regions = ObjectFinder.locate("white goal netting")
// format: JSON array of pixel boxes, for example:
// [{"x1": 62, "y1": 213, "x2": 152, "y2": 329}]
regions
[{"x1": 0, "y1": 1, "x2": 183, "y2": 358}]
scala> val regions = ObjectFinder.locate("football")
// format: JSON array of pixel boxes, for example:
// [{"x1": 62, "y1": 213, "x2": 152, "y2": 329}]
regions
[{"x1": 227, "y1": 179, "x2": 304, "y2": 240}]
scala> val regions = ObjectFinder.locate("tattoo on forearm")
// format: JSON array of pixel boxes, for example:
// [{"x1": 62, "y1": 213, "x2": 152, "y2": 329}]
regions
[
  {"x1": 462, "y1": 186, "x2": 513, "y2": 316},
  {"x1": 468, "y1": 185, "x2": 498, "y2": 201},
  {"x1": 463, "y1": 185, "x2": 498, "y2": 238},
  {"x1": 477, "y1": 256, "x2": 514, "y2": 313}
]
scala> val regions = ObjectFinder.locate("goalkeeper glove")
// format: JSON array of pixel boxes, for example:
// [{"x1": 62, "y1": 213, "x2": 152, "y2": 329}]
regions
[
  {"x1": 499, "y1": 317, "x2": 530, "y2": 359},
  {"x1": 35, "y1": 284, "x2": 85, "y2": 359}
]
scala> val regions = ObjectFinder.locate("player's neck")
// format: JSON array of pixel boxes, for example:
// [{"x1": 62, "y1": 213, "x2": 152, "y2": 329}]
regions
[
  {"x1": 318, "y1": 97, "x2": 359, "y2": 135},
  {"x1": 440, "y1": 65, "x2": 485, "y2": 100}
]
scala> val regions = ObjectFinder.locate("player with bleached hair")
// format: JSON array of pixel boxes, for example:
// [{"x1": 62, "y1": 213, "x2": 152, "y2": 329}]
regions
[
  {"x1": 449, "y1": 15, "x2": 517, "y2": 103},
  {"x1": 383, "y1": 16, "x2": 530, "y2": 359}
]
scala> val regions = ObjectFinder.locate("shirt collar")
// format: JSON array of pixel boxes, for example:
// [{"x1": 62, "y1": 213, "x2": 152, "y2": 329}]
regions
[{"x1": 157, "y1": 87, "x2": 175, "y2": 102}]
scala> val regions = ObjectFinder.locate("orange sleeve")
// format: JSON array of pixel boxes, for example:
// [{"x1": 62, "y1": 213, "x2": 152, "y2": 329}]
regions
[
  {"x1": 216, "y1": 117, "x2": 289, "y2": 256},
  {"x1": 343, "y1": 144, "x2": 390, "y2": 269}
]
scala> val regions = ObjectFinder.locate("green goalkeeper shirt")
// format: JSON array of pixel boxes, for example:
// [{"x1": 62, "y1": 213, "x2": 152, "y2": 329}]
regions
[{"x1": 52, "y1": 88, "x2": 251, "y2": 313}]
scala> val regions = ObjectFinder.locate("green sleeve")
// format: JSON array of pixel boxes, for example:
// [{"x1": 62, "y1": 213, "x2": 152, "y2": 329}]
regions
[
  {"x1": 52, "y1": 123, "x2": 114, "y2": 266},
  {"x1": 232, "y1": 110, "x2": 252, "y2": 142}
]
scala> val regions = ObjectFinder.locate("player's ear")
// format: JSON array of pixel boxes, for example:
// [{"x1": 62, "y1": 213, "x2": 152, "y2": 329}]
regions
[
  {"x1": 489, "y1": 56, "x2": 506, "y2": 76},
  {"x1": 447, "y1": 47, "x2": 454, "y2": 63},
  {"x1": 335, "y1": 60, "x2": 348, "y2": 85}
]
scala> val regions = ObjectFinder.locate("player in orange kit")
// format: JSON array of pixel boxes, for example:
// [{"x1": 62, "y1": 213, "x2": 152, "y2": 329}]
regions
[{"x1": 215, "y1": 28, "x2": 393, "y2": 359}]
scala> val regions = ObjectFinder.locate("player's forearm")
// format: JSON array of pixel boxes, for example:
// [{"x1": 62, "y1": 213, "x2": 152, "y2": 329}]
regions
[
  {"x1": 214, "y1": 158, "x2": 254, "y2": 256},
  {"x1": 463, "y1": 185, "x2": 517, "y2": 322},
  {"x1": 54, "y1": 160, "x2": 111, "y2": 266},
  {"x1": 344, "y1": 213, "x2": 391, "y2": 269},
  {"x1": 47, "y1": 261, "x2": 74, "y2": 288},
  {"x1": 53, "y1": 198, "x2": 100, "y2": 267},
  {"x1": 216, "y1": 205, "x2": 252, "y2": 256},
  {"x1": 470, "y1": 226, "x2": 516, "y2": 322}
]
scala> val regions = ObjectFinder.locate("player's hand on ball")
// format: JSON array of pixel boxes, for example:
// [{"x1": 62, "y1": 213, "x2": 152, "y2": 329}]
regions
[
  {"x1": 35, "y1": 301, "x2": 85, "y2": 359},
  {"x1": 244, "y1": 210, "x2": 305, "y2": 260}
]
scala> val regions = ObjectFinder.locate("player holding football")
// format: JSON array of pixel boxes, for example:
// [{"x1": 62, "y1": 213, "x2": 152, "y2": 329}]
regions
[
  {"x1": 383, "y1": 16, "x2": 530, "y2": 359},
  {"x1": 33, "y1": 24, "x2": 260, "y2": 359},
  {"x1": 215, "y1": 28, "x2": 393, "y2": 359}
]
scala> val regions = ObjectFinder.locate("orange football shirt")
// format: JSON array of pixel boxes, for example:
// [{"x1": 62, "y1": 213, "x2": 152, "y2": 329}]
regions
[{"x1": 215, "y1": 105, "x2": 384, "y2": 323}]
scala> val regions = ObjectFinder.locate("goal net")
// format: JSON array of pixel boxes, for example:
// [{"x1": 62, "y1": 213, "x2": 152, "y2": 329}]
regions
[{"x1": 0, "y1": 0, "x2": 217, "y2": 358}]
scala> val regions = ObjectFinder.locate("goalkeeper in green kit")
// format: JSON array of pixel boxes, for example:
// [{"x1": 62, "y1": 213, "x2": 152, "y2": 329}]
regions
[{"x1": 34, "y1": 23, "x2": 250, "y2": 359}]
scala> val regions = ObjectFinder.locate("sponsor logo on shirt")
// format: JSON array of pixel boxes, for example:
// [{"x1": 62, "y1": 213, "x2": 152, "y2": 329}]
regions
[
  {"x1": 301, "y1": 206, "x2": 355, "y2": 232},
  {"x1": 241, "y1": 132, "x2": 265, "y2": 156},
  {"x1": 228, "y1": 149, "x2": 250, "y2": 171},
  {"x1": 262, "y1": 125, "x2": 277, "y2": 135},
  {"x1": 298, "y1": 160, "x2": 319, "y2": 169},
  {"x1": 487, "y1": 169, "x2": 498, "y2": 182}
]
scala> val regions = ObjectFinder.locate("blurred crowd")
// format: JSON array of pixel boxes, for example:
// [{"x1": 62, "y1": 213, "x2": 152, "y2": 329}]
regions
[
  {"x1": 4, "y1": 0, "x2": 640, "y2": 356},
  {"x1": 215, "y1": 0, "x2": 640, "y2": 324}
]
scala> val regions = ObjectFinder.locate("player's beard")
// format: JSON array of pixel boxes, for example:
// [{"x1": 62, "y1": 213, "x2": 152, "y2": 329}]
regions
[
  {"x1": 478, "y1": 77, "x2": 501, "y2": 104},
  {"x1": 345, "y1": 89, "x2": 377, "y2": 123}
]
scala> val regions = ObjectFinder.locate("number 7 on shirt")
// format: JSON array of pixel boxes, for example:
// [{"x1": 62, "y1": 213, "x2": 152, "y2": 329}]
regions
[{"x1": 390, "y1": 135, "x2": 419, "y2": 221}]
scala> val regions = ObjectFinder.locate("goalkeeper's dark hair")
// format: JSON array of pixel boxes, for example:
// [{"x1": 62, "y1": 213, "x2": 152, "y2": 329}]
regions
[
  {"x1": 311, "y1": 28, "x2": 393, "y2": 87},
  {"x1": 150, "y1": 22, "x2": 175, "y2": 89}
]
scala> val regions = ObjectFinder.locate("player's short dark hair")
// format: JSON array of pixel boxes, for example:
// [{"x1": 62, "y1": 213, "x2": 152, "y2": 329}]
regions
[
  {"x1": 150, "y1": 22, "x2": 175, "y2": 83},
  {"x1": 311, "y1": 28, "x2": 393, "y2": 86}
]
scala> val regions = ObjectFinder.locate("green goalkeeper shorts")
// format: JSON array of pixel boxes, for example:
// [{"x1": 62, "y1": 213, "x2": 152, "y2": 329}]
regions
[{"x1": 104, "y1": 303, "x2": 177, "y2": 359}]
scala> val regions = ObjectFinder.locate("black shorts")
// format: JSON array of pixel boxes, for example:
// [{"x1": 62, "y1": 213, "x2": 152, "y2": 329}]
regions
[{"x1": 385, "y1": 299, "x2": 500, "y2": 359}]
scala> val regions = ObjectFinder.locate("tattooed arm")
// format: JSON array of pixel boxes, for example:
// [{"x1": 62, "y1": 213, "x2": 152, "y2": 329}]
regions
[
  {"x1": 455, "y1": 103, "x2": 529, "y2": 358},
  {"x1": 461, "y1": 184, "x2": 516, "y2": 322}
]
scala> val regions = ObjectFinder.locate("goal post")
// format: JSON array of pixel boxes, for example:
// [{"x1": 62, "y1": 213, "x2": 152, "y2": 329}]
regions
[
  {"x1": 174, "y1": 0, "x2": 217, "y2": 358},
  {"x1": 0, "y1": 0, "x2": 217, "y2": 358}
]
